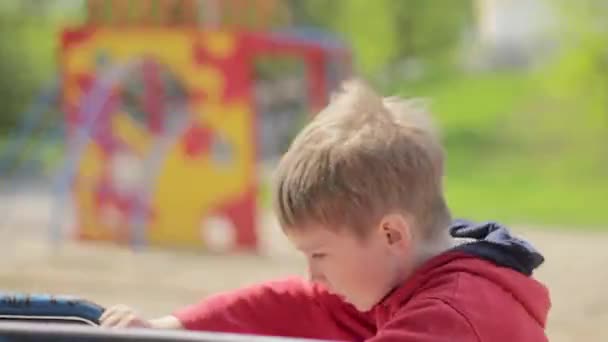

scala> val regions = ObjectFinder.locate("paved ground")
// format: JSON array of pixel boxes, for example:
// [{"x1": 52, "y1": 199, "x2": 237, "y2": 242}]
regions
[{"x1": 0, "y1": 191, "x2": 606, "y2": 341}]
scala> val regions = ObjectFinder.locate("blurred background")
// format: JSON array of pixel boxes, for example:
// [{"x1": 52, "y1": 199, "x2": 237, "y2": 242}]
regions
[{"x1": 0, "y1": 1, "x2": 606, "y2": 341}]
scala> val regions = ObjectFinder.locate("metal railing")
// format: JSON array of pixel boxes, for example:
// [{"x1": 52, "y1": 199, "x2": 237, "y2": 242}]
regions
[{"x1": 0, "y1": 321, "x2": 330, "y2": 342}]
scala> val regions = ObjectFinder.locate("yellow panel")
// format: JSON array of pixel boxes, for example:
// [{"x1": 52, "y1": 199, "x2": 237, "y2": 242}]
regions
[
  {"x1": 203, "y1": 31, "x2": 236, "y2": 59},
  {"x1": 63, "y1": 28, "x2": 256, "y2": 249}
]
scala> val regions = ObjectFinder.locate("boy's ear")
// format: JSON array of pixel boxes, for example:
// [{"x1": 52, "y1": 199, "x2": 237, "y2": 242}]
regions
[{"x1": 380, "y1": 214, "x2": 412, "y2": 247}]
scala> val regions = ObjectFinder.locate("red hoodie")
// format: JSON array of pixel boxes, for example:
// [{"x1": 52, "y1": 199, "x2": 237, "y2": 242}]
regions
[{"x1": 174, "y1": 222, "x2": 551, "y2": 341}]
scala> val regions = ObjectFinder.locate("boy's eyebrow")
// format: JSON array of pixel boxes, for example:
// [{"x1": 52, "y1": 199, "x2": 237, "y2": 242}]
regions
[
  {"x1": 303, "y1": 243, "x2": 329, "y2": 255},
  {"x1": 292, "y1": 239, "x2": 327, "y2": 254}
]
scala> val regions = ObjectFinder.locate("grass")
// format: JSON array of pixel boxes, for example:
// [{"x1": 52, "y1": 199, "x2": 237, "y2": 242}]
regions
[
  {"x1": 397, "y1": 69, "x2": 607, "y2": 229},
  {"x1": 445, "y1": 154, "x2": 608, "y2": 229}
]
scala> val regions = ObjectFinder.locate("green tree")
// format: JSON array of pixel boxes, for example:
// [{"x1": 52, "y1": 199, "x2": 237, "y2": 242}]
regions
[
  {"x1": 536, "y1": 0, "x2": 608, "y2": 172},
  {"x1": 291, "y1": 0, "x2": 474, "y2": 76},
  {"x1": 0, "y1": 0, "x2": 84, "y2": 132}
]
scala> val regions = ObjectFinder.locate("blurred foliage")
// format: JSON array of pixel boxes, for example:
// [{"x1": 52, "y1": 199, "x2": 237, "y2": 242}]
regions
[
  {"x1": 291, "y1": 0, "x2": 474, "y2": 75},
  {"x1": 0, "y1": 0, "x2": 83, "y2": 132},
  {"x1": 535, "y1": 0, "x2": 608, "y2": 172}
]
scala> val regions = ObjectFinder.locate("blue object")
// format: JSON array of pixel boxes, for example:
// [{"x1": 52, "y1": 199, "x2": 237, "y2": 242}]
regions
[
  {"x1": 450, "y1": 219, "x2": 545, "y2": 276},
  {"x1": 0, "y1": 293, "x2": 105, "y2": 325}
]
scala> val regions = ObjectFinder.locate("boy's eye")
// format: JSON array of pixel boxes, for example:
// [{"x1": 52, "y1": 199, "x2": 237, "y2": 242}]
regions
[{"x1": 311, "y1": 253, "x2": 327, "y2": 259}]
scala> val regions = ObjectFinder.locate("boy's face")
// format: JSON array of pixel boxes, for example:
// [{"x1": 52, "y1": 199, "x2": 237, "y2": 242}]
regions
[{"x1": 286, "y1": 217, "x2": 412, "y2": 311}]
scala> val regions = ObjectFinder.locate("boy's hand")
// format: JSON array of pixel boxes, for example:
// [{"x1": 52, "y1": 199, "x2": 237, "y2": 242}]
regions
[
  {"x1": 100, "y1": 305, "x2": 184, "y2": 330},
  {"x1": 99, "y1": 305, "x2": 151, "y2": 328}
]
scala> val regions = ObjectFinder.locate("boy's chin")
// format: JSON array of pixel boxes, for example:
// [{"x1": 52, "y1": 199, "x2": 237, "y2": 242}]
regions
[
  {"x1": 331, "y1": 292, "x2": 374, "y2": 311},
  {"x1": 344, "y1": 297, "x2": 374, "y2": 312},
  {"x1": 352, "y1": 302, "x2": 374, "y2": 312}
]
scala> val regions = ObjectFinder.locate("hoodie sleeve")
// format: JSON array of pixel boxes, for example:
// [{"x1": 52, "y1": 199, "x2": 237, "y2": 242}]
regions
[
  {"x1": 172, "y1": 277, "x2": 374, "y2": 340},
  {"x1": 367, "y1": 298, "x2": 480, "y2": 342}
]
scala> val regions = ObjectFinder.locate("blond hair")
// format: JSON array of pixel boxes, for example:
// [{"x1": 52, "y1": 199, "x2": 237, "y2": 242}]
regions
[{"x1": 273, "y1": 79, "x2": 451, "y2": 240}]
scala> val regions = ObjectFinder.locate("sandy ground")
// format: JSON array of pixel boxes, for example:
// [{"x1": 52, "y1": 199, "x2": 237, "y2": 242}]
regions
[{"x1": 0, "y1": 191, "x2": 606, "y2": 341}]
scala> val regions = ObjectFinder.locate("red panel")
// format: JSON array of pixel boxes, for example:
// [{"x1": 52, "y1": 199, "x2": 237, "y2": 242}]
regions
[
  {"x1": 306, "y1": 50, "x2": 327, "y2": 112},
  {"x1": 192, "y1": 32, "x2": 250, "y2": 102},
  {"x1": 182, "y1": 123, "x2": 213, "y2": 158},
  {"x1": 61, "y1": 27, "x2": 97, "y2": 51}
]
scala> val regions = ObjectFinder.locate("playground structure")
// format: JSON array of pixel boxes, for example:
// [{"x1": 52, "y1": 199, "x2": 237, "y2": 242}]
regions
[{"x1": 0, "y1": 0, "x2": 352, "y2": 252}]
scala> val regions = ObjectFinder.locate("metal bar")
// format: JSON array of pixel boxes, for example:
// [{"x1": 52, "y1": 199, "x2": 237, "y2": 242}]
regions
[
  {"x1": 0, "y1": 321, "x2": 330, "y2": 342},
  {"x1": 48, "y1": 62, "x2": 133, "y2": 246}
]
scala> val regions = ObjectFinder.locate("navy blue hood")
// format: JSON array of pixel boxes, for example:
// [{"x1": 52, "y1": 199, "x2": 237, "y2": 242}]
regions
[{"x1": 449, "y1": 220, "x2": 545, "y2": 276}]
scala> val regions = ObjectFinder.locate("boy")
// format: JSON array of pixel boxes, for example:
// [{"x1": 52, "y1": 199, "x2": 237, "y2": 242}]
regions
[{"x1": 101, "y1": 80, "x2": 551, "y2": 341}]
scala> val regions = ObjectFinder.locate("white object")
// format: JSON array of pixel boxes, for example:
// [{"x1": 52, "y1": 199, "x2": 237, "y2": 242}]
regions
[{"x1": 201, "y1": 215, "x2": 236, "y2": 252}]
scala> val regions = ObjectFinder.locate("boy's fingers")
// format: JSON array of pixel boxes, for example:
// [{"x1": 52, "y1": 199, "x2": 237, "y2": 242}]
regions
[
  {"x1": 114, "y1": 314, "x2": 137, "y2": 328},
  {"x1": 99, "y1": 306, "x2": 147, "y2": 329},
  {"x1": 100, "y1": 312, "x2": 123, "y2": 328},
  {"x1": 100, "y1": 305, "x2": 130, "y2": 321},
  {"x1": 99, "y1": 306, "x2": 117, "y2": 322}
]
